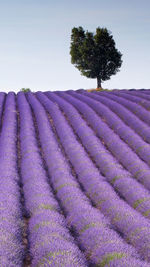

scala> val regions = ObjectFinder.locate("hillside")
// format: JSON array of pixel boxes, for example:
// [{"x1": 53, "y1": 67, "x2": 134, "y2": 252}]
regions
[{"x1": 0, "y1": 89, "x2": 150, "y2": 266}]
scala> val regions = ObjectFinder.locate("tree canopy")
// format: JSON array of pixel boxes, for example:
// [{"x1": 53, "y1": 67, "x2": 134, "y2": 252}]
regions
[
  {"x1": 20, "y1": 88, "x2": 31, "y2": 92},
  {"x1": 70, "y1": 27, "x2": 123, "y2": 88}
]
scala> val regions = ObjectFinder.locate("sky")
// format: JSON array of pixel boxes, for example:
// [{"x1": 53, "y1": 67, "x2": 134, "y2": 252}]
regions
[{"x1": 0, "y1": 0, "x2": 150, "y2": 92}]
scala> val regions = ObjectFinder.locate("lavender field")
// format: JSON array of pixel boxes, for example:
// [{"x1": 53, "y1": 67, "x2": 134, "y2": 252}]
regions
[{"x1": 1, "y1": 89, "x2": 150, "y2": 266}]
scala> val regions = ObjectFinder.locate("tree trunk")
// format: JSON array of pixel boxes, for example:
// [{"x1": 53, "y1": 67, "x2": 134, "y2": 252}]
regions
[{"x1": 97, "y1": 77, "x2": 102, "y2": 88}]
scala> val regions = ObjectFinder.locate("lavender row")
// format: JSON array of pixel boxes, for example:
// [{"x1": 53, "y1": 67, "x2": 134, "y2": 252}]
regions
[
  {"x1": 121, "y1": 90, "x2": 150, "y2": 104},
  {"x1": 91, "y1": 91, "x2": 150, "y2": 143},
  {"x1": 116, "y1": 89, "x2": 150, "y2": 104},
  {"x1": 136, "y1": 90, "x2": 150, "y2": 95},
  {"x1": 38, "y1": 91, "x2": 150, "y2": 263},
  {"x1": 28, "y1": 91, "x2": 136, "y2": 266},
  {"x1": 81, "y1": 90, "x2": 150, "y2": 144},
  {"x1": 112, "y1": 90, "x2": 150, "y2": 109},
  {"x1": 138, "y1": 90, "x2": 150, "y2": 94},
  {"x1": 17, "y1": 91, "x2": 87, "y2": 267},
  {"x1": 91, "y1": 91, "x2": 150, "y2": 165},
  {"x1": 51, "y1": 91, "x2": 150, "y2": 219},
  {"x1": 33, "y1": 90, "x2": 149, "y2": 267},
  {"x1": 0, "y1": 93, "x2": 24, "y2": 266},
  {"x1": 102, "y1": 91, "x2": 150, "y2": 126},
  {"x1": 0, "y1": 92, "x2": 5, "y2": 122},
  {"x1": 30, "y1": 91, "x2": 149, "y2": 267},
  {"x1": 68, "y1": 90, "x2": 150, "y2": 190}
]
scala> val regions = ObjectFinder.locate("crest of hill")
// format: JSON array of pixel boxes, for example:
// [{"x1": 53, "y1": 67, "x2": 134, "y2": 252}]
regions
[
  {"x1": 77, "y1": 88, "x2": 150, "y2": 93},
  {"x1": 0, "y1": 88, "x2": 150, "y2": 94}
]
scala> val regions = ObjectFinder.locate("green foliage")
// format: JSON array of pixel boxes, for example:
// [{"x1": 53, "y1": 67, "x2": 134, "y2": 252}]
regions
[
  {"x1": 70, "y1": 27, "x2": 123, "y2": 87},
  {"x1": 20, "y1": 88, "x2": 31, "y2": 92}
]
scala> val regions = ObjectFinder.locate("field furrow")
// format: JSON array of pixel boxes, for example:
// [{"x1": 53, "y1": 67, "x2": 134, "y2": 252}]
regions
[
  {"x1": 0, "y1": 89, "x2": 150, "y2": 266},
  {"x1": 67, "y1": 91, "x2": 150, "y2": 191},
  {"x1": 18, "y1": 92, "x2": 88, "y2": 267},
  {"x1": 28, "y1": 92, "x2": 146, "y2": 266},
  {"x1": 99, "y1": 91, "x2": 150, "y2": 126},
  {"x1": 47, "y1": 91, "x2": 150, "y2": 220},
  {"x1": 110, "y1": 90, "x2": 150, "y2": 109},
  {"x1": 120, "y1": 90, "x2": 150, "y2": 103},
  {"x1": 36, "y1": 91, "x2": 150, "y2": 263},
  {"x1": 83, "y1": 91, "x2": 150, "y2": 143},
  {"x1": 0, "y1": 92, "x2": 24, "y2": 266}
]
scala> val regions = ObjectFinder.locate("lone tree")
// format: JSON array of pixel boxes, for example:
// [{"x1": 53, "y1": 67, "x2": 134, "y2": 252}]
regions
[
  {"x1": 70, "y1": 27, "x2": 123, "y2": 88},
  {"x1": 20, "y1": 88, "x2": 31, "y2": 92}
]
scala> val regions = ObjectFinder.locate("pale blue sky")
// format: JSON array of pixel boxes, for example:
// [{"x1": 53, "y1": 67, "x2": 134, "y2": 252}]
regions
[{"x1": 0, "y1": 0, "x2": 149, "y2": 92}]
